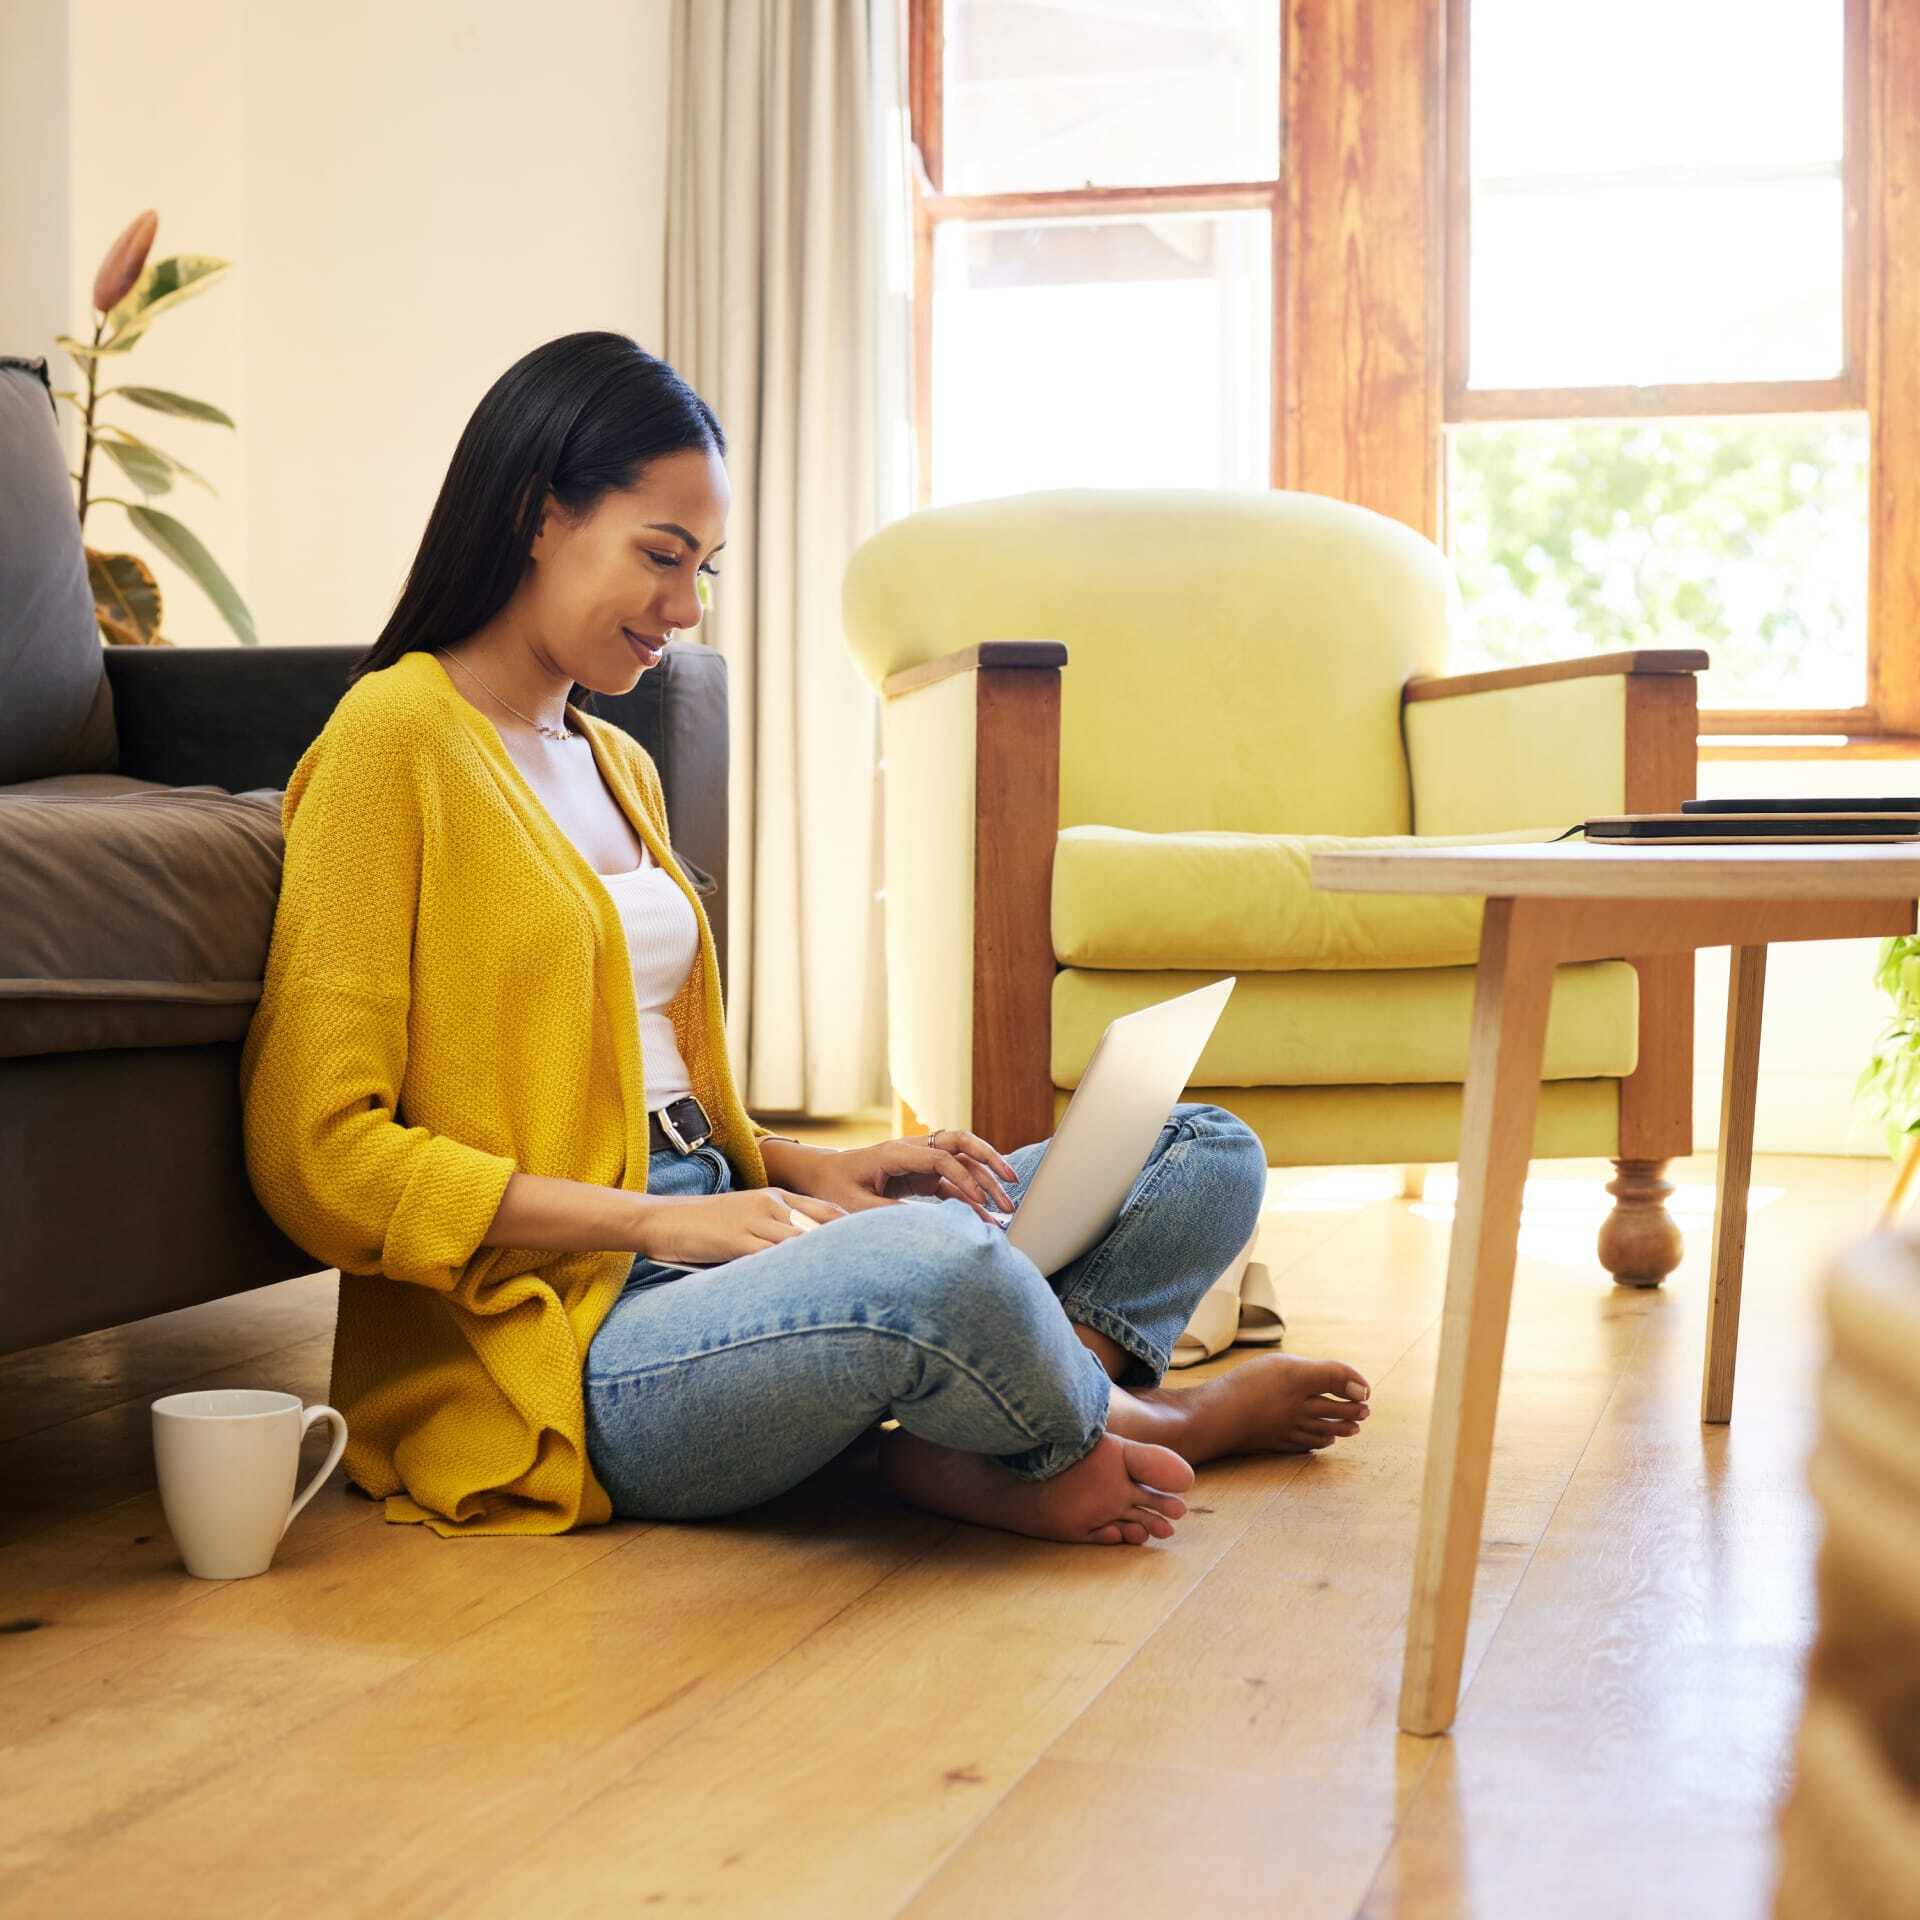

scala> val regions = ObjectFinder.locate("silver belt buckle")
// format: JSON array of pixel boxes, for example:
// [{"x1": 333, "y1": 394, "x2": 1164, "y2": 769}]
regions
[{"x1": 656, "y1": 1097, "x2": 712, "y2": 1155}]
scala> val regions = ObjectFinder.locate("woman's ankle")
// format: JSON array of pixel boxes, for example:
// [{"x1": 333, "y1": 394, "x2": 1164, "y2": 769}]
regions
[{"x1": 1099, "y1": 1380, "x2": 1194, "y2": 1451}]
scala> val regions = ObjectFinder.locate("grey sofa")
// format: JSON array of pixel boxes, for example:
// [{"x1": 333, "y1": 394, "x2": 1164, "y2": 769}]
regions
[{"x1": 0, "y1": 354, "x2": 733, "y2": 1357}]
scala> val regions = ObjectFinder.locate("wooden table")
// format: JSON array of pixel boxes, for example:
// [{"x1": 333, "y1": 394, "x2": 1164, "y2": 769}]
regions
[{"x1": 1307, "y1": 840, "x2": 1920, "y2": 1737}]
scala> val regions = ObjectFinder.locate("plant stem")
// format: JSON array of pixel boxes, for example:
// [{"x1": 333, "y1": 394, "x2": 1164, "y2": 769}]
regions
[{"x1": 75, "y1": 311, "x2": 104, "y2": 531}]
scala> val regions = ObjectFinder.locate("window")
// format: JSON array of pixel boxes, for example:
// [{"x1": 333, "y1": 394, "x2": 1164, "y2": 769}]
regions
[
  {"x1": 1444, "y1": 0, "x2": 1876, "y2": 731},
  {"x1": 909, "y1": 0, "x2": 1280, "y2": 508},
  {"x1": 909, "y1": 0, "x2": 1920, "y2": 749}
]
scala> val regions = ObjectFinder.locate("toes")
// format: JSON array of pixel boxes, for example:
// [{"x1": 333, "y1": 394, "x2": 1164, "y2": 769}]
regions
[
  {"x1": 1090, "y1": 1522, "x2": 1124, "y2": 1544},
  {"x1": 1121, "y1": 1438, "x2": 1196, "y2": 1491},
  {"x1": 1116, "y1": 1519, "x2": 1149, "y2": 1545},
  {"x1": 1301, "y1": 1361, "x2": 1370, "y2": 1403},
  {"x1": 1131, "y1": 1506, "x2": 1176, "y2": 1537},
  {"x1": 1304, "y1": 1394, "x2": 1368, "y2": 1420},
  {"x1": 1133, "y1": 1487, "x2": 1188, "y2": 1518}
]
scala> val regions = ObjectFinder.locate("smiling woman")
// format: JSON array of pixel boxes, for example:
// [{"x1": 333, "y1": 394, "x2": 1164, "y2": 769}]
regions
[
  {"x1": 346, "y1": 331, "x2": 732, "y2": 722},
  {"x1": 240, "y1": 329, "x2": 1329, "y2": 1552}
]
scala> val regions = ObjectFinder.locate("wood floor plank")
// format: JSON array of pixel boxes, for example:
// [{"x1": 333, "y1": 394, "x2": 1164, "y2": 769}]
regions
[
  {"x1": 1361, "y1": 1164, "x2": 1851, "y2": 1919},
  {"x1": 0, "y1": 1483, "x2": 954, "y2": 1916},
  {"x1": 419, "y1": 1453, "x2": 1303, "y2": 1916},
  {"x1": 0, "y1": 1492, "x2": 655, "y2": 1890},
  {"x1": 0, "y1": 1148, "x2": 1874, "y2": 1917},
  {"x1": 0, "y1": 1328, "x2": 340, "y2": 1549},
  {"x1": 904, "y1": 1200, "x2": 1653, "y2": 1918},
  {"x1": 0, "y1": 1481, "x2": 380, "y2": 1688},
  {"x1": 0, "y1": 1271, "x2": 338, "y2": 1445}
]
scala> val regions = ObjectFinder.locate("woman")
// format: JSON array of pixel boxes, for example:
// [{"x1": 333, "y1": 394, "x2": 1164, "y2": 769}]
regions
[{"x1": 239, "y1": 331, "x2": 1371, "y2": 1548}]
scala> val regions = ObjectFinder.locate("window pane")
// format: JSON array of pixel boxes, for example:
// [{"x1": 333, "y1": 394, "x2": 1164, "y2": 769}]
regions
[
  {"x1": 1446, "y1": 417, "x2": 1868, "y2": 711},
  {"x1": 1471, "y1": 179, "x2": 1845, "y2": 388},
  {"x1": 930, "y1": 213, "x2": 1271, "y2": 505},
  {"x1": 943, "y1": 0, "x2": 1280, "y2": 194},
  {"x1": 1468, "y1": 0, "x2": 1846, "y2": 389},
  {"x1": 1472, "y1": 0, "x2": 1843, "y2": 178}
]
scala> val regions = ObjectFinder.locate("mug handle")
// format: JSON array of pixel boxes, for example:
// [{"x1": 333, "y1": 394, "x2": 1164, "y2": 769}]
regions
[{"x1": 283, "y1": 1404, "x2": 349, "y2": 1536}]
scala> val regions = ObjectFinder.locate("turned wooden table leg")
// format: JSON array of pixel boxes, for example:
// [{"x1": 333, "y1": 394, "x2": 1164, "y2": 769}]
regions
[
  {"x1": 1400, "y1": 897, "x2": 1557, "y2": 1738},
  {"x1": 1702, "y1": 945, "x2": 1766, "y2": 1425},
  {"x1": 1599, "y1": 1158, "x2": 1685, "y2": 1287}
]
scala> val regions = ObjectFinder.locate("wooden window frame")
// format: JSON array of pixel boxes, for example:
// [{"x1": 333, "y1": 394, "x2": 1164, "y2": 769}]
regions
[
  {"x1": 910, "y1": 0, "x2": 1920, "y2": 755},
  {"x1": 905, "y1": 0, "x2": 1286, "y2": 513},
  {"x1": 1445, "y1": 0, "x2": 1920, "y2": 746}
]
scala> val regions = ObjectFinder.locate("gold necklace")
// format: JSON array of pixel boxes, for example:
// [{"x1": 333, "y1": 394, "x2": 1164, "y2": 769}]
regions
[{"x1": 434, "y1": 647, "x2": 580, "y2": 743}]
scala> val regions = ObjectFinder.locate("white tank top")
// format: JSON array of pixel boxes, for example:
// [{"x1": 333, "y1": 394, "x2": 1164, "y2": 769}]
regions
[{"x1": 597, "y1": 848, "x2": 699, "y2": 1110}]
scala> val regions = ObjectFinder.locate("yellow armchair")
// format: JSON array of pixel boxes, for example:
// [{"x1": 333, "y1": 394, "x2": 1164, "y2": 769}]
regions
[{"x1": 842, "y1": 488, "x2": 1704, "y2": 1285}]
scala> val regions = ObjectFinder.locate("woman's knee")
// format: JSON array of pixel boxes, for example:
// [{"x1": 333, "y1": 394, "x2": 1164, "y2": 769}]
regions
[
  {"x1": 856, "y1": 1203, "x2": 1058, "y2": 1345},
  {"x1": 1172, "y1": 1102, "x2": 1268, "y2": 1221}
]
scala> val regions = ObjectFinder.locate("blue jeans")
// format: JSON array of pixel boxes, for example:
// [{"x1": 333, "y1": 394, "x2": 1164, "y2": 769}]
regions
[{"x1": 582, "y1": 1102, "x2": 1267, "y2": 1520}]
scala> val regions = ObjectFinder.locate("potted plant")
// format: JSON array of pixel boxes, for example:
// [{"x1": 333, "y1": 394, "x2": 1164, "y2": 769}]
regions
[
  {"x1": 1857, "y1": 933, "x2": 1920, "y2": 1223},
  {"x1": 51, "y1": 208, "x2": 255, "y2": 647}
]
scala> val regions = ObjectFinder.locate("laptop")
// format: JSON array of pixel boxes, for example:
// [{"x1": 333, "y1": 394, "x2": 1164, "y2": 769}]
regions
[
  {"x1": 655, "y1": 978, "x2": 1237, "y2": 1272},
  {"x1": 987, "y1": 976, "x2": 1238, "y2": 1276}
]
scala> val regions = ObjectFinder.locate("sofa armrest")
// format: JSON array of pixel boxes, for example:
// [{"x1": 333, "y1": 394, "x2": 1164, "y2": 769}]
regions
[
  {"x1": 878, "y1": 641, "x2": 1065, "y2": 1147},
  {"x1": 103, "y1": 642, "x2": 363, "y2": 795},
  {"x1": 104, "y1": 639, "x2": 734, "y2": 986},
  {"x1": 1404, "y1": 649, "x2": 1705, "y2": 837}
]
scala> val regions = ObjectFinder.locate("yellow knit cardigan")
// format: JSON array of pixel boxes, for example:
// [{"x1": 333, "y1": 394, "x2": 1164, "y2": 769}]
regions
[{"x1": 238, "y1": 647, "x2": 772, "y2": 1537}]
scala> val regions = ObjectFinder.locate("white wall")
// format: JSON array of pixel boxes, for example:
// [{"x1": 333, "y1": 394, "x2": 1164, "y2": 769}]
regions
[
  {"x1": 1690, "y1": 753, "x2": 1919, "y2": 1157},
  {"x1": 0, "y1": 0, "x2": 75, "y2": 356},
  {"x1": 58, "y1": 0, "x2": 674, "y2": 652}
]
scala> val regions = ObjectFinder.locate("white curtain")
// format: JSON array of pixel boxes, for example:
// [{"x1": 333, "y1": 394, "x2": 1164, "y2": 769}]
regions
[{"x1": 665, "y1": 0, "x2": 915, "y2": 1119}]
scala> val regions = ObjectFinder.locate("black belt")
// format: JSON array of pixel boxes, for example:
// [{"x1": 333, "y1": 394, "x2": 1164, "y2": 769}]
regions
[{"x1": 648, "y1": 1094, "x2": 714, "y2": 1156}]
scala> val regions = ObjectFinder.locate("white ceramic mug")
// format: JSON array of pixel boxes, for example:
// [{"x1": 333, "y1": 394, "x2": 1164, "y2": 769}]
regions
[{"x1": 151, "y1": 1388, "x2": 348, "y2": 1579}]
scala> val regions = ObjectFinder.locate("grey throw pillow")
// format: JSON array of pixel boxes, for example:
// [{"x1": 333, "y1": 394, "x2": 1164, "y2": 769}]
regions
[{"x1": 0, "y1": 355, "x2": 116, "y2": 783}]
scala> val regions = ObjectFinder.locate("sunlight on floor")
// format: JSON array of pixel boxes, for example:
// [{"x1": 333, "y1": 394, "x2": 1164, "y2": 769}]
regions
[
  {"x1": 1262, "y1": 1165, "x2": 1789, "y2": 1269},
  {"x1": 1415, "y1": 1171, "x2": 1786, "y2": 1269}
]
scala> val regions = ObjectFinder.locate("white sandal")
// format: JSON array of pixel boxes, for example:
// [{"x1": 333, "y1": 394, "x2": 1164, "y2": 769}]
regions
[
  {"x1": 1168, "y1": 1226, "x2": 1261, "y2": 1368},
  {"x1": 1234, "y1": 1257, "x2": 1286, "y2": 1347}
]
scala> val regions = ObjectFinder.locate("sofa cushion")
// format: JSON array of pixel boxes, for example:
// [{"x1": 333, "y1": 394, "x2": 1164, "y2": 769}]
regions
[
  {"x1": 1051, "y1": 823, "x2": 1565, "y2": 971},
  {"x1": 1051, "y1": 962, "x2": 1639, "y2": 1088},
  {"x1": 0, "y1": 356, "x2": 117, "y2": 783},
  {"x1": 0, "y1": 776, "x2": 284, "y2": 1059}
]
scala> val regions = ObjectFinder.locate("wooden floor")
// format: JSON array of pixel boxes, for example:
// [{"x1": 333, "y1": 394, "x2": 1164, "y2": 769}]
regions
[{"x1": 0, "y1": 1136, "x2": 1884, "y2": 1918}]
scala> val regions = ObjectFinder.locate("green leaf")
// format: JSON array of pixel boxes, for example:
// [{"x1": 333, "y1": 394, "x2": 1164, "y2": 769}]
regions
[
  {"x1": 56, "y1": 333, "x2": 137, "y2": 360},
  {"x1": 125, "y1": 504, "x2": 256, "y2": 645},
  {"x1": 100, "y1": 386, "x2": 235, "y2": 428},
  {"x1": 99, "y1": 438, "x2": 174, "y2": 497},
  {"x1": 87, "y1": 547, "x2": 163, "y2": 644},
  {"x1": 100, "y1": 255, "x2": 229, "y2": 349},
  {"x1": 88, "y1": 425, "x2": 215, "y2": 497}
]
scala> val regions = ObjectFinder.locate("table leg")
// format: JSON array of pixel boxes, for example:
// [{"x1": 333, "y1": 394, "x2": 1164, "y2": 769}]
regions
[
  {"x1": 1399, "y1": 898, "x2": 1558, "y2": 1737},
  {"x1": 1703, "y1": 945, "x2": 1766, "y2": 1426}
]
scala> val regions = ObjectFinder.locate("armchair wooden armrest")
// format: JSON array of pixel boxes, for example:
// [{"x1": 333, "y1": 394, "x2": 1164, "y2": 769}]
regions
[
  {"x1": 879, "y1": 641, "x2": 1067, "y2": 1148},
  {"x1": 1403, "y1": 648, "x2": 1709, "y2": 705}
]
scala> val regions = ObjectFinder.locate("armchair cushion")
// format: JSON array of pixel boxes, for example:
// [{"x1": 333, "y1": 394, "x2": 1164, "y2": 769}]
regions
[
  {"x1": 1051, "y1": 961, "x2": 1639, "y2": 1089},
  {"x1": 1052, "y1": 823, "x2": 1563, "y2": 972}
]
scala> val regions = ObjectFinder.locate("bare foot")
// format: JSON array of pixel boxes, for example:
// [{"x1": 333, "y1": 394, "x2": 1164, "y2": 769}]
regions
[
  {"x1": 1118, "y1": 1352, "x2": 1373, "y2": 1464},
  {"x1": 877, "y1": 1426, "x2": 1196, "y2": 1547}
]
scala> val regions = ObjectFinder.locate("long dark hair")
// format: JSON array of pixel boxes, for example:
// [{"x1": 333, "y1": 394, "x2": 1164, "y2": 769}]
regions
[{"x1": 349, "y1": 331, "x2": 725, "y2": 708}]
